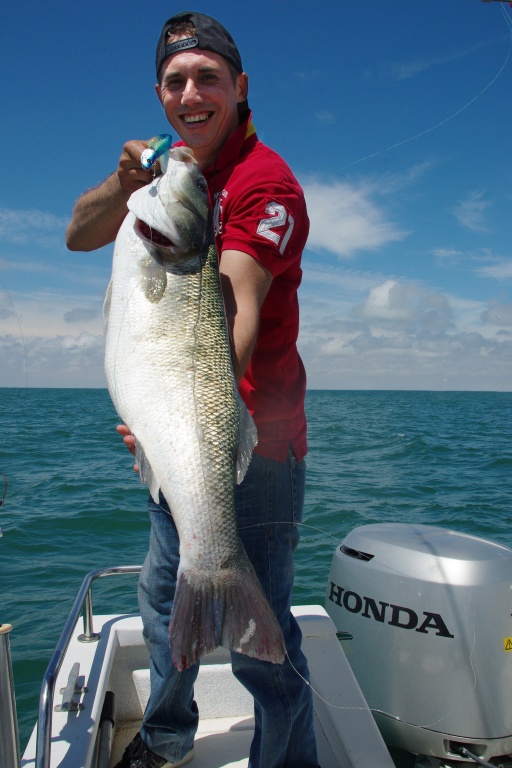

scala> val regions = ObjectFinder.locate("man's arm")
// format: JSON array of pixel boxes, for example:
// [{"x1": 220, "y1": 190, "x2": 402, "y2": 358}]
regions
[
  {"x1": 66, "y1": 140, "x2": 157, "y2": 252},
  {"x1": 219, "y1": 249, "x2": 272, "y2": 383}
]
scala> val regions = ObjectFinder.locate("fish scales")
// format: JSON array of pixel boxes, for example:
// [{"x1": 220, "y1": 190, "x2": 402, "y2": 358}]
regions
[{"x1": 104, "y1": 147, "x2": 285, "y2": 670}]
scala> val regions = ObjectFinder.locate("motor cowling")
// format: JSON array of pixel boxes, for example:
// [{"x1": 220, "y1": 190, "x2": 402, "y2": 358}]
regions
[{"x1": 325, "y1": 524, "x2": 512, "y2": 763}]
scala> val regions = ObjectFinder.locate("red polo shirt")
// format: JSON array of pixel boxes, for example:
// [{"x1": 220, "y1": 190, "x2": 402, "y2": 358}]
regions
[{"x1": 181, "y1": 116, "x2": 308, "y2": 462}]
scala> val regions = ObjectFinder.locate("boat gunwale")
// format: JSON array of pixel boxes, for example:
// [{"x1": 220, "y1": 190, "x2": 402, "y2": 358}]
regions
[{"x1": 34, "y1": 566, "x2": 142, "y2": 768}]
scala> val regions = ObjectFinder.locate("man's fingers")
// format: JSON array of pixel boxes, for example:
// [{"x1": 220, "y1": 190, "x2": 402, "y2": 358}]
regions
[{"x1": 116, "y1": 424, "x2": 137, "y2": 457}]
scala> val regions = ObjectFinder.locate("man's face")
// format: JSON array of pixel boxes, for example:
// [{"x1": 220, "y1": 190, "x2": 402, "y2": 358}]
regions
[{"x1": 155, "y1": 47, "x2": 248, "y2": 169}]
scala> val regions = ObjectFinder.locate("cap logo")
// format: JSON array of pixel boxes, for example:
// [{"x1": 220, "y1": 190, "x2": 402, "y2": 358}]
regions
[{"x1": 164, "y1": 37, "x2": 199, "y2": 58}]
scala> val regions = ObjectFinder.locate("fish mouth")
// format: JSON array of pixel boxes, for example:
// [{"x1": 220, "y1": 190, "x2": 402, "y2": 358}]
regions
[{"x1": 136, "y1": 219, "x2": 175, "y2": 249}]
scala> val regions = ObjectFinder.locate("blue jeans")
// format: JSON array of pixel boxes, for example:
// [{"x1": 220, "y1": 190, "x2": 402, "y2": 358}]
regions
[{"x1": 138, "y1": 449, "x2": 319, "y2": 768}]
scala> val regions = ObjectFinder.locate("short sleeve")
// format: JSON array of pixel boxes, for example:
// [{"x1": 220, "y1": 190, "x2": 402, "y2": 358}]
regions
[{"x1": 216, "y1": 182, "x2": 309, "y2": 278}]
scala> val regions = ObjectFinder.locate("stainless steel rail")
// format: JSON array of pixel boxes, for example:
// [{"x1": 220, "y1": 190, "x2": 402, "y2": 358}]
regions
[
  {"x1": 0, "y1": 623, "x2": 21, "y2": 768},
  {"x1": 35, "y1": 565, "x2": 142, "y2": 768}
]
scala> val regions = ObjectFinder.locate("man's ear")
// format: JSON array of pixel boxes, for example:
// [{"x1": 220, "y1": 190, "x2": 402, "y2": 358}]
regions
[{"x1": 236, "y1": 72, "x2": 249, "y2": 103}]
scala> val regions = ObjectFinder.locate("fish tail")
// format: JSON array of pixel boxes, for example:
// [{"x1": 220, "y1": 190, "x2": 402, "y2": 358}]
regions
[{"x1": 169, "y1": 564, "x2": 286, "y2": 671}]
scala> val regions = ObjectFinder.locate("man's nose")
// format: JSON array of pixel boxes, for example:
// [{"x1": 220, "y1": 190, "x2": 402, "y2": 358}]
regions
[{"x1": 182, "y1": 78, "x2": 201, "y2": 105}]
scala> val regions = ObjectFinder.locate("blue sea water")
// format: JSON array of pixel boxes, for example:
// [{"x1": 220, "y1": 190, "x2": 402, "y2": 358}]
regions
[{"x1": 1, "y1": 387, "x2": 511, "y2": 750}]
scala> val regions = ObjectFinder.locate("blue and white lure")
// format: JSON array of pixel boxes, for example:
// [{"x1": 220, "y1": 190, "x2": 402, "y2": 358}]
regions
[{"x1": 140, "y1": 134, "x2": 172, "y2": 170}]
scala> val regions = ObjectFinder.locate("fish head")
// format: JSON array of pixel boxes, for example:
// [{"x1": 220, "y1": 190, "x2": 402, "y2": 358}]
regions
[{"x1": 128, "y1": 146, "x2": 209, "y2": 265}]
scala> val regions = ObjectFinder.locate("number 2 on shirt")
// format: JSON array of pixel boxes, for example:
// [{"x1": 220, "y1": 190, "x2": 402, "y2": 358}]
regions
[{"x1": 256, "y1": 202, "x2": 295, "y2": 255}]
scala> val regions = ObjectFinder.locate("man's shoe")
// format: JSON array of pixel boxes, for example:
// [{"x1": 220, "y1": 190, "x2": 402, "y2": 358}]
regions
[{"x1": 113, "y1": 732, "x2": 194, "y2": 768}]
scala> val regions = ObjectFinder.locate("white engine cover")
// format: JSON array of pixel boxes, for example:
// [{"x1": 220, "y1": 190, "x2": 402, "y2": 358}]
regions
[{"x1": 325, "y1": 523, "x2": 512, "y2": 762}]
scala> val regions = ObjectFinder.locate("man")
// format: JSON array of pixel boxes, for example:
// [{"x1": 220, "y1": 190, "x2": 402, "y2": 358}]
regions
[{"x1": 67, "y1": 12, "x2": 318, "y2": 768}]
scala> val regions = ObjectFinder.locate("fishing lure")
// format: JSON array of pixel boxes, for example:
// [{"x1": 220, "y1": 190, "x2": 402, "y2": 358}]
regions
[{"x1": 140, "y1": 134, "x2": 172, "y2": 170}]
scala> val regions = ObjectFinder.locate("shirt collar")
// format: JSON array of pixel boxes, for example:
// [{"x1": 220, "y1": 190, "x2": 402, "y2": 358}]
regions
[{"x1": 203, "y1": 113, "x2": 257, "y2": 177}]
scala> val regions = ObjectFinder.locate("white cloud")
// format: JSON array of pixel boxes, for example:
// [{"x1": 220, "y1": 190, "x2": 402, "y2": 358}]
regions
[
  {"x1": 477, "y1": 260, "x2": 512, "y2": 279},
  {"x1": 64, "y1": 308, "x2": 100, "y2": 324},
  {"x1": 0, "y1": 291, "x2": 104, "y2": 338},
  {"x1": 303, "y1": 179, "x2": 407, "y2": 258},
  {"x1": 302, "y1": 262, "x2": 386, "y2": 296},
  {"x1": 294, "y1": 70, "x2": 320, "y2": 82},
  {"x1": 2, "y1": 272, "x2": 510, "y2": 390},
  {"x1": 452, "y1": 191, "x2": 491, "y2": 232},
  {"x1": 0, "y1": 207, "x2": 69, "y2": 248},
  {"x1": 481, "y1": 300, "x2": 512, "y2": 328},
  {"x1": 352, "y1": 280, "x2": 453, "y2": 332},
  {"x1": 374, "y1": 40, "x2": 491, "y2": 81},
  {"x1": 0, "y1": 256, "x2": 59, "y2": 274},
  {"x1": 432, "y1": 248, "x2": 465, "y2": 261},
  {"x1": 315, "y1": 111, "x2": 336, "y2": 125},
  {"x1": 0, "y1": 332, "x2": 105, "y2": 388},
  {"x1": 299, "y1": 322, "x2": 512, "y2": 391},
  {"x1": 298, "y1": 278, "x2": 511, "y2": 391}
]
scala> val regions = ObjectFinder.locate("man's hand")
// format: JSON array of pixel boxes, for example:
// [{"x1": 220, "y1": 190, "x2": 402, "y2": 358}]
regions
[
  {"x1": 117, "y1": 140, "x2": 162, "y2": 195},
  {"x1": 116, "y1": 424, "x2": 139, "y2": 473}
]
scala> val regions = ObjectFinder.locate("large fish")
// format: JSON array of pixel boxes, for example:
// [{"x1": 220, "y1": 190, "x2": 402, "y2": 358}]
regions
[{"x1": 104, "y1": 146, "x2": 285, "y2": 671}]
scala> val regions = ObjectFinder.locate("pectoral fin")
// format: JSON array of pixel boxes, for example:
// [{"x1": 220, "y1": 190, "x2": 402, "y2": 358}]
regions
[
  {"x1": 140, "y1": 258, "x2": 167, "y2": 303},
  {"x1": 236, "y1": 394, "x2": 258, "y2": 484},
  {"x1": 103, "y1": 280, "x2": 113, "y2": 332},
  {"x1": 135, "y1": 439, "x2": 161, "y2": 502}
]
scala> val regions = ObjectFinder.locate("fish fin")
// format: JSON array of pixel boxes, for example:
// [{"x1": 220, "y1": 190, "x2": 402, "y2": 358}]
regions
[
  {"x1": 139, "y1": 258, "x2": 167, "y2": 303},
  {"x1": 134, "y1": 440, "x2": 161, "y2": 501},
  {"x1": 169, "y1": 558, "x2": 285, "y2": 671},
  {"x1": 236, "y1": 394, "x2": 258, "y2": 484},
  {"x1": 103, "y1": 280, "x2": 112, "y2": 332}
]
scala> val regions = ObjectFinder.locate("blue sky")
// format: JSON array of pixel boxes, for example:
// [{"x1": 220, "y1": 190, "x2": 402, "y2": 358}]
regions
[{"x1": 1, "y1": 0, "x2": 511, "y2": 390}]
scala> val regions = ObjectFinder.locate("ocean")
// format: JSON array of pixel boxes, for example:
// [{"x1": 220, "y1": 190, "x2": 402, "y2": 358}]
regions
[{"x1": 1, "y1": 387, "x2": 511, "y2": 752}]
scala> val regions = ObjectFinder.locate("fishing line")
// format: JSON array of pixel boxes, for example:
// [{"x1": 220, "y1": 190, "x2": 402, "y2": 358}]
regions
[
  {"x1": 284, "y1": 650, "x2": 368, "y2": 712},
  {"x1": 285, "y1": 645, "x2": 468, "y2": 724},
  {"x1": 237, "y1": 519, "x2": 345, "y2": 544},
  {"x1": 286, "y1": 627, "x2": 477, "y2": 729},
  {"x1": 501, "y1": 3, "x2": 512, "y2": 32},
  {"x1": 335, "y1": 7, "x2": 512, "y2": 174},
  {"x1": 0, "y1": 275, "x2": 28, "y2": 387}
]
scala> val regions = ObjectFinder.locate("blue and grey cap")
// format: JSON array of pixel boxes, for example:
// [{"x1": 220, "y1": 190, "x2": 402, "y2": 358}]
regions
[{"x1": 155, "y1": 11, "x2": 244, "y2": 79}]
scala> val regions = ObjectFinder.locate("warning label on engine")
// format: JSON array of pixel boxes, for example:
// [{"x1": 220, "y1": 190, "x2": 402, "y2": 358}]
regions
[{"x1": 504, "y1": 638, "x2": 512, "y2": 653}]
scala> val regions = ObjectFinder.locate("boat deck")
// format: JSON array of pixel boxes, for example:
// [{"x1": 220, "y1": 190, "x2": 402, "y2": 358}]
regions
[{"x1": 22, "y1": 606, "x2": 395, "y2": 768}]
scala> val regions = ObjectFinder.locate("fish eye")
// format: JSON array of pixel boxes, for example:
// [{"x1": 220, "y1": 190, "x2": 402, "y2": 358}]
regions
[{"x1": 196, "y1": 178, "x2": 207, "y2": 194}]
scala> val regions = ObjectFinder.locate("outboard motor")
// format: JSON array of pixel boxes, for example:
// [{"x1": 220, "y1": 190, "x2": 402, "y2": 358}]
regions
[{"x1": 325, "y1": 524, "x2": 512, "y2": 764}]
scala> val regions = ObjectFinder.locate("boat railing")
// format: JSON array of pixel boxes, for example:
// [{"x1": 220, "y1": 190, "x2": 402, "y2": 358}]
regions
[
  {"x1": 35, "y1": 565, "x2": 142, "y2": 768},
  {"x1": 0, "y1": 623, "x2": 21, "y2": 768}
]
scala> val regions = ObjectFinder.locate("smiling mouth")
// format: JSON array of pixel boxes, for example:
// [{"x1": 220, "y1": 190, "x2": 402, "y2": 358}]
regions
[
  {"x1": 137, "y1": 219, "x2": 174, "y2": 247},
  {"x1": 182, "y1": 112, "x2": 213, "y2": 126}
]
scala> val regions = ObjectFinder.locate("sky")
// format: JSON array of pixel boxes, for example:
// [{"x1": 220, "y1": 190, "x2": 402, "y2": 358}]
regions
[{"x1": 1, "y1": 0, "x2": 511, "y2": 391}]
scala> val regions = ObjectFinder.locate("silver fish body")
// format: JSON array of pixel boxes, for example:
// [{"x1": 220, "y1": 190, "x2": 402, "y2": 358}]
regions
[{"x1": 104, "y1": 147, "x2": 285, "y2": 670}]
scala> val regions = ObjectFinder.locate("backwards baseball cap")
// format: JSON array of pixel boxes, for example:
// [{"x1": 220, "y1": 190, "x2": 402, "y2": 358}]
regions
[{"x1": 155, "y1": 11, "x2": 244, "y2": 80}]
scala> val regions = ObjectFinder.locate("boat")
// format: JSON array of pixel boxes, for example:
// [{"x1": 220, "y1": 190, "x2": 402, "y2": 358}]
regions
[
  {"x1": 8, "y1": 567, "x2": 393, "y2": 768},
  {"x1": 3, "y1": 523, "x2": 512, "y2": 768}
]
